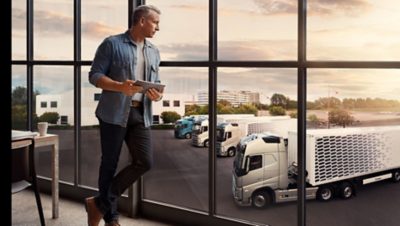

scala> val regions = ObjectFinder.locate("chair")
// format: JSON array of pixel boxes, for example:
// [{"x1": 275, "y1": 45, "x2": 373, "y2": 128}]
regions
[{"x1": 12, "y1": 137, "x2": 46, "y2": 226}]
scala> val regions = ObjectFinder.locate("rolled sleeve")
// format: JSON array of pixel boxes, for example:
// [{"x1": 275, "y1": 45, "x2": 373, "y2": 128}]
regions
[{"x1": 89, "y1": 38, "x2": 112, "y2": 87}]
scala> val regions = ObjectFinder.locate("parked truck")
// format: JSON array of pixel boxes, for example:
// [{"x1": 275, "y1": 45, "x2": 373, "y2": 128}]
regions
[
  {"x1": 174, "y1": 115, "x2": 206, "y2": 139},
  {"x1": 191, "y1": 114, "x2": 255, "y2": 147},
  {"x1": 216, "y1": 116, "x2": 292, "y2": 157},
  {"x1": 232, "y1": 125, "x2": 400, "y2": 208}
]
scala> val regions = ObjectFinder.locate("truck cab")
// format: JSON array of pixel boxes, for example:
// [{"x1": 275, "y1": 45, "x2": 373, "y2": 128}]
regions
[
  {"x1": 174, "y1": 117, "x2": 195, "y2": 139},
  {"x1": 233, "y1": 133, "x2": 291, "y2": 207},
  {"x1": 216, "y1": 123, "x2": 241, "y2": 157},
  {"x1": 192, "y1": 118, "x2": 209, "y2": 147}
]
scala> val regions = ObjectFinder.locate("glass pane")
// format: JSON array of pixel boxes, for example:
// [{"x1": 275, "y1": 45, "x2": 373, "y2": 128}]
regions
[
  {"x1": 79, "y1": 67, "x2": 131, "y2": 196},
  {"x1": 12, "y1": 0, "x2": 26, "y2": 60},
  {"x1": 12, "y1": 66, "x2": 27, "y2": 130},
  {"x1": 146, "y1": 0, "x2": 208, "y2": 61},
  {"x1": 81, "y1": 0, "x2": 128, "y2": 60},
  {"x1": 308, "y1": 0, "x2": 400, "y2": 60},
  {"x1": 34, "y1": 66, "x2": 74, "y2": 183},
  {"x1": 216, "y1": 68, "x2": 298, "y2": 226},
  {"x1": 218, "y1": 0, "x2": 297, "y2": 60},
  {"x1": 307, "y1": 69, "x2": 400, "y2": 226},
  {"x1": 34, "y1": 0, "x2": 73, "y2": 60},
  {"x1": 143, "y1": 67, "x2": 209, "y2": 212}
]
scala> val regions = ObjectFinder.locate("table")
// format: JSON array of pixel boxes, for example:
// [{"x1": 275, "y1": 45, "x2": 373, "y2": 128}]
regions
[{"x1": 12, "y1": 132, "x2": 59, "y2": 219}]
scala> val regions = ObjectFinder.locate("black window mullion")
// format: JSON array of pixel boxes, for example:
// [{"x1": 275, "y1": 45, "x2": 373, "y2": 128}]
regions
[
  {"x1": 208, "y1": 0, "x2": 217, "y2": 217},
  {"x1": 27, "y1": 0, "x2": 33, "y2": 131},
  {"x1": 74, "y1": 0, "x2": 81, "y2": 186},
  {"x1": 297, "y1": 1, "x2": 307, "y2": 226}
]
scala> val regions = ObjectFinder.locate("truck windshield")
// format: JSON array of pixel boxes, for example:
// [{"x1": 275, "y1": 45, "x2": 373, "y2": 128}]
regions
[
  {"x1": 174, "y1": 122, "x2": 182, "y2": 129},
  {"x1": 216, "y1": 129, "x2": 226, "y2": 141},
  {"x1": 192, "y1": 124, "x2": 201, "y2": 134},
  {"x1": 234, "y1": 146, "x2": 246, "y2": 176}
]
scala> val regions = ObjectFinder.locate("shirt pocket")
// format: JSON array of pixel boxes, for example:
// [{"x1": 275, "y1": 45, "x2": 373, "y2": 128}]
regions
[
  {"x1": 109, "y1": 61, "x2": 131, "y2": 81},
  {"x1": 150, "y1": 64, "x2": 159, "y2": 82}
]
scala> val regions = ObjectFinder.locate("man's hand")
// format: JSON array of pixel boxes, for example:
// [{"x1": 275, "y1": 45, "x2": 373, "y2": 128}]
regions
[
  {"x1": 121, "y1": 80, "x2": 143, "y2": 96},
  {"x1": 146, "y1": 88, "x2": 163, "y2": 101}
]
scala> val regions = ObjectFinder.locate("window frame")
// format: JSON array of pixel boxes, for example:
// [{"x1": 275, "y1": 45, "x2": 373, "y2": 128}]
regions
[{"x1": 11, "y1": 1, "x2": 400, "y2": 226}]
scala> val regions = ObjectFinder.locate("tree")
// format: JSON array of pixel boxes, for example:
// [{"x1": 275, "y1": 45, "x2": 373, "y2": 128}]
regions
[
  {"x1": 270, "y1": 93, "x2": 288, "y2": 108},
  {"x1": 286, "y1": 99, "x2": 297, "y2": 110},
  {"x1": 38, "y1": 112, "x2": 60, "y2": 124},
  {"x1": 314, "y1": 97, "x2": 341, "y2": 110},
  {"x1": 161, "y1": 111, "x2": 181, "y2": 123},
  {"x1": 185, "y1": 104, "x2": 201, "y2": 116},
  {"x1": 328, "y1": 109, "x2": 354, "y2": 128},
  {"x1": 269, "y1": 106, "x2": 286, "y2": 116},
  {"x1": 12, "y1": 86, "x2": 27, "y2": 105},
  {"x1": 235, "y1": 103, "x2": 258, "y2": 115},
  {"x1": 12, "y1": 105, "x2": 27, "y2": 129},
  {"x1": 308, "y1": 114, "x2": 320, "y2": 123}
]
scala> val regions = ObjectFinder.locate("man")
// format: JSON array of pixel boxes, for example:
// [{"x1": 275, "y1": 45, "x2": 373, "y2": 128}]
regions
[{"x1": 86, "y1": 5, "x2": 162, "y2": 226}]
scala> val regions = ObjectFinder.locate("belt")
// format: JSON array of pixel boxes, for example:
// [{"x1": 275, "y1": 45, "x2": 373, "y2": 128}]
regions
[{"x1": 131, "y1": 100, "x2": 142, "y2": 108}]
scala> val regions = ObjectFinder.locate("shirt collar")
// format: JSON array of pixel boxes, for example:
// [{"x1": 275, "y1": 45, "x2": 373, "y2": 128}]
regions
[{"x1": 123, "y1": 30, "x2": 152, "y2": 48}]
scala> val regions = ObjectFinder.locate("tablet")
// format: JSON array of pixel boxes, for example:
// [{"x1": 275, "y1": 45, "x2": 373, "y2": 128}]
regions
[{"x1": 134, "y1": 80, "x2": 165, "y2": 93}]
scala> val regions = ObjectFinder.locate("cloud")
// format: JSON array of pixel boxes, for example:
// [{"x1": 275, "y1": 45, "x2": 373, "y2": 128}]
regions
[
  {"x1": 253, "y1": 0, "x2": 371, "y2": 16},
  {"x1": 308, "y1": 0, "x2": 372, "y2": 16},
  {"x1": 158, "y1": 40, "x2": 296, "y2": 61},
  {"x1": 159, "y1": 43, "x2": 208, "y2": 60},
  {"x1": 253, "y1": 0, "x2": 297, "y2": 15},
  {"x1": 82, "y1": 22, "x2": 123, "y2": 40},
  {"x1": 12, "y1": 8, "x2": 26, "y2": 29},
  {"x1": 33, "y1": 10, "x2": 74, "y2": 35},
  {"x1": 13, "y1": 8, "x2": 123, "y2": 39},
  {"x1": 170, "y1": 4, "x2": 208, "y2": 11}
]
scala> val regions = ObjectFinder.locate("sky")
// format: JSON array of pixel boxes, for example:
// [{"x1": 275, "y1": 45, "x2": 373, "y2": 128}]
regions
[{"x1": 11, "y1": 0, "x2": 400, "y2": 103}]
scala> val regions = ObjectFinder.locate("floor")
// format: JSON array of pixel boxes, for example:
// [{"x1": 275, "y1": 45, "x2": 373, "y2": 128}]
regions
[{"x1": 12, "y1": 189, "x2": 173, "y2": 226}]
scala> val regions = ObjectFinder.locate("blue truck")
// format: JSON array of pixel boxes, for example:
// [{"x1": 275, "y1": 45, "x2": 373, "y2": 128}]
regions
[{"x1": 174, "y1": 116, "x2": 197, "y2": 139}]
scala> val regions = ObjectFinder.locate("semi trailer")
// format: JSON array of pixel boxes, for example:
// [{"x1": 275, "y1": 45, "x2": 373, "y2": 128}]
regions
[
  {"x1": 232, "y1": 125, "x2": 400, "y2": 208},
  {"x1": 191, "y1": 114, "x2": 255, "y2": 147},
  {"x1": 216, "y1": 116, "x2": 293, "y2": 157}
]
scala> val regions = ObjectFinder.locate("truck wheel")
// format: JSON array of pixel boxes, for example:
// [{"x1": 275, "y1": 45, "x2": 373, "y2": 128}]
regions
[
  {"x1": 252, "y1": 190, "x2": 271, "y2": 208},
  {"x1": 393, "y1": 170, "x2": 400, "y2": 183},
  {"x1": 185, "y1": 133, "x2": 191, "y2": 139},
  {"x1": 339, "y1": 182, "x2": 353, "y2": 199},
  {"x1": 316, "y1": 186, "x2": 334, "y2": 201},
  {"x1": 227, "y1": 147, "x2": 236, "y2": 157},
  {"x1": 204, "y1": 140, "x2": 209, "y2": 148}
]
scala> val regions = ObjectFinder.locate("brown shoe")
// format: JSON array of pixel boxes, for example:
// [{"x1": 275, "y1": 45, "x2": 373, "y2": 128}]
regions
[
  {"x1": 105, "y1": 220, "x2": 120, "y2": 226},
  {"x1": 85, "y1": 197, "x2": 103, "y2": 226}
]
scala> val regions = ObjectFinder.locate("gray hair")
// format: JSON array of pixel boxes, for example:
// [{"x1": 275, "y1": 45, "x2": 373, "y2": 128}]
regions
[{"x1": 132, "y1": 5, "x2": 161, "y2": 25}]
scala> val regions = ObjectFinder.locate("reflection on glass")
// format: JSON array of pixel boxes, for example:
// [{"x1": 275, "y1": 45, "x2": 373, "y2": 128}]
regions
[
  {"x1": 12, "y1": 66, "x2": 27, "y2": 130},
  {"x1": 79, "y1": 67, "x2": 131, "y2": 194},
  {"x1": 34, "y1": 66, "x2": 74, "y2": 183},
  {"x1": 82, "y1": 0, "x2": 128, "y2": 60},
  {"x1": 308, "y1": 0, "x2": 400, "y2": 60},
  {"x1": 34, "y1": 0, "x2": 73, "y2": 60},
  {"x1": 146, "y1": 0, "x2": 208, "y2": 61},
  {"x1": 307, "y1": 69, "x2": 400, "y2": 226},
  {"x1": 218, "y1": 0, "x2": 297, "y2": 60},
  {"x1": 143, "y1": 67, "x2": 209, "y2": 212},
  {"x1": 12, "y1": 0, "x2": 26, "y2": 60},
  {"x1": 216, "y1": 68, "x2": 297, "y2": 226}
]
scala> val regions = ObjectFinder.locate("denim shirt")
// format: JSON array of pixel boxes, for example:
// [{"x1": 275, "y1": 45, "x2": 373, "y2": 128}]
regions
[{"x1": 89, "y1": 30, "x2": 161, "y2": 128}]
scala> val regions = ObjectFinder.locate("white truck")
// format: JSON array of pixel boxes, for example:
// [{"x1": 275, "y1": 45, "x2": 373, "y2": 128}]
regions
[
  {"x1": 191, "y1": 114, "x2": 254, "y2": 147},
  {"x1": 216, "y1": 116, "x2": 293, "y2": 157},
  {"x1": 232, "y1": 125, "x2": 400, "y2": 208}
]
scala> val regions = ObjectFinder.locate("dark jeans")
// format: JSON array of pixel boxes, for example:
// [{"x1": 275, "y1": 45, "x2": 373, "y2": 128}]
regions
[{"x1": 95, "y1": 106, "x2": 153, "y2": 223}]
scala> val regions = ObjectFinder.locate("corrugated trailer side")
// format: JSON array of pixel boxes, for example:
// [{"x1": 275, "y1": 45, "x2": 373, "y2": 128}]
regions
[{"x1": 288, "y1": 126, "x2": 400, "y2": 186}]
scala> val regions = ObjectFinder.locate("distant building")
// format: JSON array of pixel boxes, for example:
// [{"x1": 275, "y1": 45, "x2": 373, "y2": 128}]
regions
[
  {"x1": 36, "y1": 88, "x2": 194, "y2": 126},
  {"x1": 197, "y1": 90, "x2": 260, "y2": 106}
]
